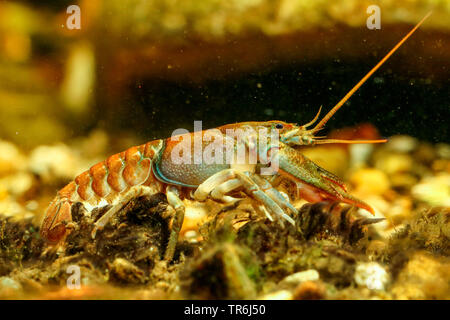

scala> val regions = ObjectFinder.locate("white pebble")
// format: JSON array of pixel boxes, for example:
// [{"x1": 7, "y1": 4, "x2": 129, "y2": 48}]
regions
[
  {"x1": 259, "y1": 290, "x2": 293, "y2": 300},
  {"x1": 350, "y1": 144, "x2": 374, "y2": 168},
  {"x1": 354, "y1": 262, "x2": 389, "y2": 291},
  {"x1": 280, "y1": 269, "x2": 319, "y2": 286},
  {"x1": 0, "y1": 277, "x2": 22, "y2": 291},
  {"x1": 386, "y1": 135, "x2": 418, "y2": 153}
]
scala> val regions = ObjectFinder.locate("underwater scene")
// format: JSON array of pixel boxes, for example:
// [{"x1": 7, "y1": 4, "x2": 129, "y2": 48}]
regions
[{"x1": 0, "y1": 0, "x2": 449, "y2": 300}]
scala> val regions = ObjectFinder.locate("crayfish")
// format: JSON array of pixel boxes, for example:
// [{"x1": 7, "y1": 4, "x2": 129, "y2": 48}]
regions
[{"x1": 40, "y1": 13, "x2": 431, "y2": 260}]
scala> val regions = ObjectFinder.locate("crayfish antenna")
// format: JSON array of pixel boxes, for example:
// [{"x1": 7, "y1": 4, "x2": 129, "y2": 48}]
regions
[
  {"x1": 302, "y1": 106, "x2": 322, "y2": 128},
  {"x1": 314, "y1": 138, "x2": 388, "y2": 145},
  {"x1": 311, "y1": 11, "x2": 432, "y2": 134}
]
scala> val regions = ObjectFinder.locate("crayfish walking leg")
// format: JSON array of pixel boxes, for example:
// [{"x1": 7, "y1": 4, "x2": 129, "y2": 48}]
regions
[
  {"x1": 193, "y1": 169, "x2": 296, "y2": 226},
  {"x1": 164, "y1": 186, "x2": 185, "y2": 261}
]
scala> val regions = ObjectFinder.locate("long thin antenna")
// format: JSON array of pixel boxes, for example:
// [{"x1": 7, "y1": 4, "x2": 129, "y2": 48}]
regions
[
  {"x1": 314, "y1": 138, "x2": 387, "y2": 145},
  {"x1": 303, "y1": 106, "x2": 322, "y2": 128},
  {"x1": 312, "y1": 11, "x2": 432, "y2": 133}
]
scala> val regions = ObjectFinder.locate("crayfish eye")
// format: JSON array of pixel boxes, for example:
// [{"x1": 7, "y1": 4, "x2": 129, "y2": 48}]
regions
[
  {"x1": 302, "y1": 136, "x2": 312, "y2": 145},
  {"x1": 275, "y1": 123, "x2": 284, "y2": 129}
]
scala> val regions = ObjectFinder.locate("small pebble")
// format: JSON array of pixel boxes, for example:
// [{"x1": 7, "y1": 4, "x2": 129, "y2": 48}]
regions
[
  {"x1": 354, "y1": 262, "x2": 389, "y2": 291},
  {"x1": 436, "y1": 143, "x2": 450, "y2": 159},
  {"x1": 414, "y1": 143, "x2": 436, "y2": 164},
  {"x1": 349, "y1": 144, "x2": 374, "y2": 168},
  {"x1": 25, "y1": 200, "x2": 39, "y2": 211},
  {"x1": 0, "y1": 277, "x2": 23, "y2": 297},
  {"x1": 280, "y1": 269, "x2": 320, "y2": 286},
  {"x1": 387, "y1": 197, "x2": 413, "y2": 224},
  {"x1": 184, "y1": 230, "x2": 199, "y2": 243},
  {"x1": 109, "y1": 258, "x2": 146, "y2": 284},
  {"x1": 293, "y1": 281, "x2": 326, "y2": 300},
  {"x1": 375, "y1": 153, "x2": 413, "y2": 175},
  {"x1": 0, "y1": 172, "x2": 33, "y2": 196},
  {"x1": 390, "y1": 173, "x2": 418, "y2": 190},
  {"x1": 411, "y1": 173, "x2": 450, "y2": 207},
  {"x1": 386, "y1": 135, "x2": 418, "y2": 153},
  {"x1": 350, "y1": 168, "x2": 390, "y2": 196},
  {"x1": 0, "y1": 277, "x2": 22, "y2": 291},
  {"x1": 432, "y1": 159, "x2": 450, "y2": 173},
  {"x1": 28, "y1": 144, "x2": 83, "y2": 183},
  {"x1": 259, "y1": 290, "x2": 293, "y2": 300},
  {"x1": 181, "y1": 200, "x2": 208, "y2": 235},
  {"x1": 0, "y1": 140, "x2": 27, "y2": 176}
]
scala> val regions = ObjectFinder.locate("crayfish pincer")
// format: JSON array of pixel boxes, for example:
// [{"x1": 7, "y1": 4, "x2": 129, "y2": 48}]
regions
[{"x1": 40, "y1": 14, "x2": 431, "y2": 261}]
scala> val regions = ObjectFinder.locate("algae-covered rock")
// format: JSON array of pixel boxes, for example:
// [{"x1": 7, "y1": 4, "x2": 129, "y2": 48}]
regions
[
  {"x1": 0, "y1": 134, "x2": 448, "y2": 300},
  {"x1": 180, "y1": 242, "x2": 259, "y2": 299},
  {"x1": 391, "y1": 252, "x2": 450, "y2": 300},
  {"x1": 385, "y1": 207, "x2": 450, "y2": 258}
]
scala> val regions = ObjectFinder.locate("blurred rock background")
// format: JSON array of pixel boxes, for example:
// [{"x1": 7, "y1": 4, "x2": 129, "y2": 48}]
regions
[{"x1": 0, "y1": 0, "x2": 448, "y2": 151}]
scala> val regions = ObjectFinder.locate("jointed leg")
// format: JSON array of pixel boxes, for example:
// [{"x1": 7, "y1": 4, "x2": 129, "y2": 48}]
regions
[
  {"x1": 194, "y1": 169, "x2": 237, "y2": 201},
  {"x1": 248, "y1": 174, "x2": 297, "y2": 217},
  {"x1": 164, "y1": 186, "x2": 185, "y2": 261},
  {"x1": 210, "y1": 178, "x2": 242, "y2": 203},
  {"x1": 92, "y1": 186, "x2": 153, "y2": 238},
  {"x1": 194, "y1": 169, "x2": 296, "y2": 226}
]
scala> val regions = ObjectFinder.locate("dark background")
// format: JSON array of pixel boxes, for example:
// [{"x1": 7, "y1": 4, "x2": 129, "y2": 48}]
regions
[
  {"x1": 18, "y1": 0, "x2": 449, "y2": 144},
  {"x1": 111, "y1": 59, "x2": 449, "y2": 143}
]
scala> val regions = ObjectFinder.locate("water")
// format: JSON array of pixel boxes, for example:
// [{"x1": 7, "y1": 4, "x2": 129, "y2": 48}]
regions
[{"x1": 120, "y1": 60, "x2": 448, "y2": 143}]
